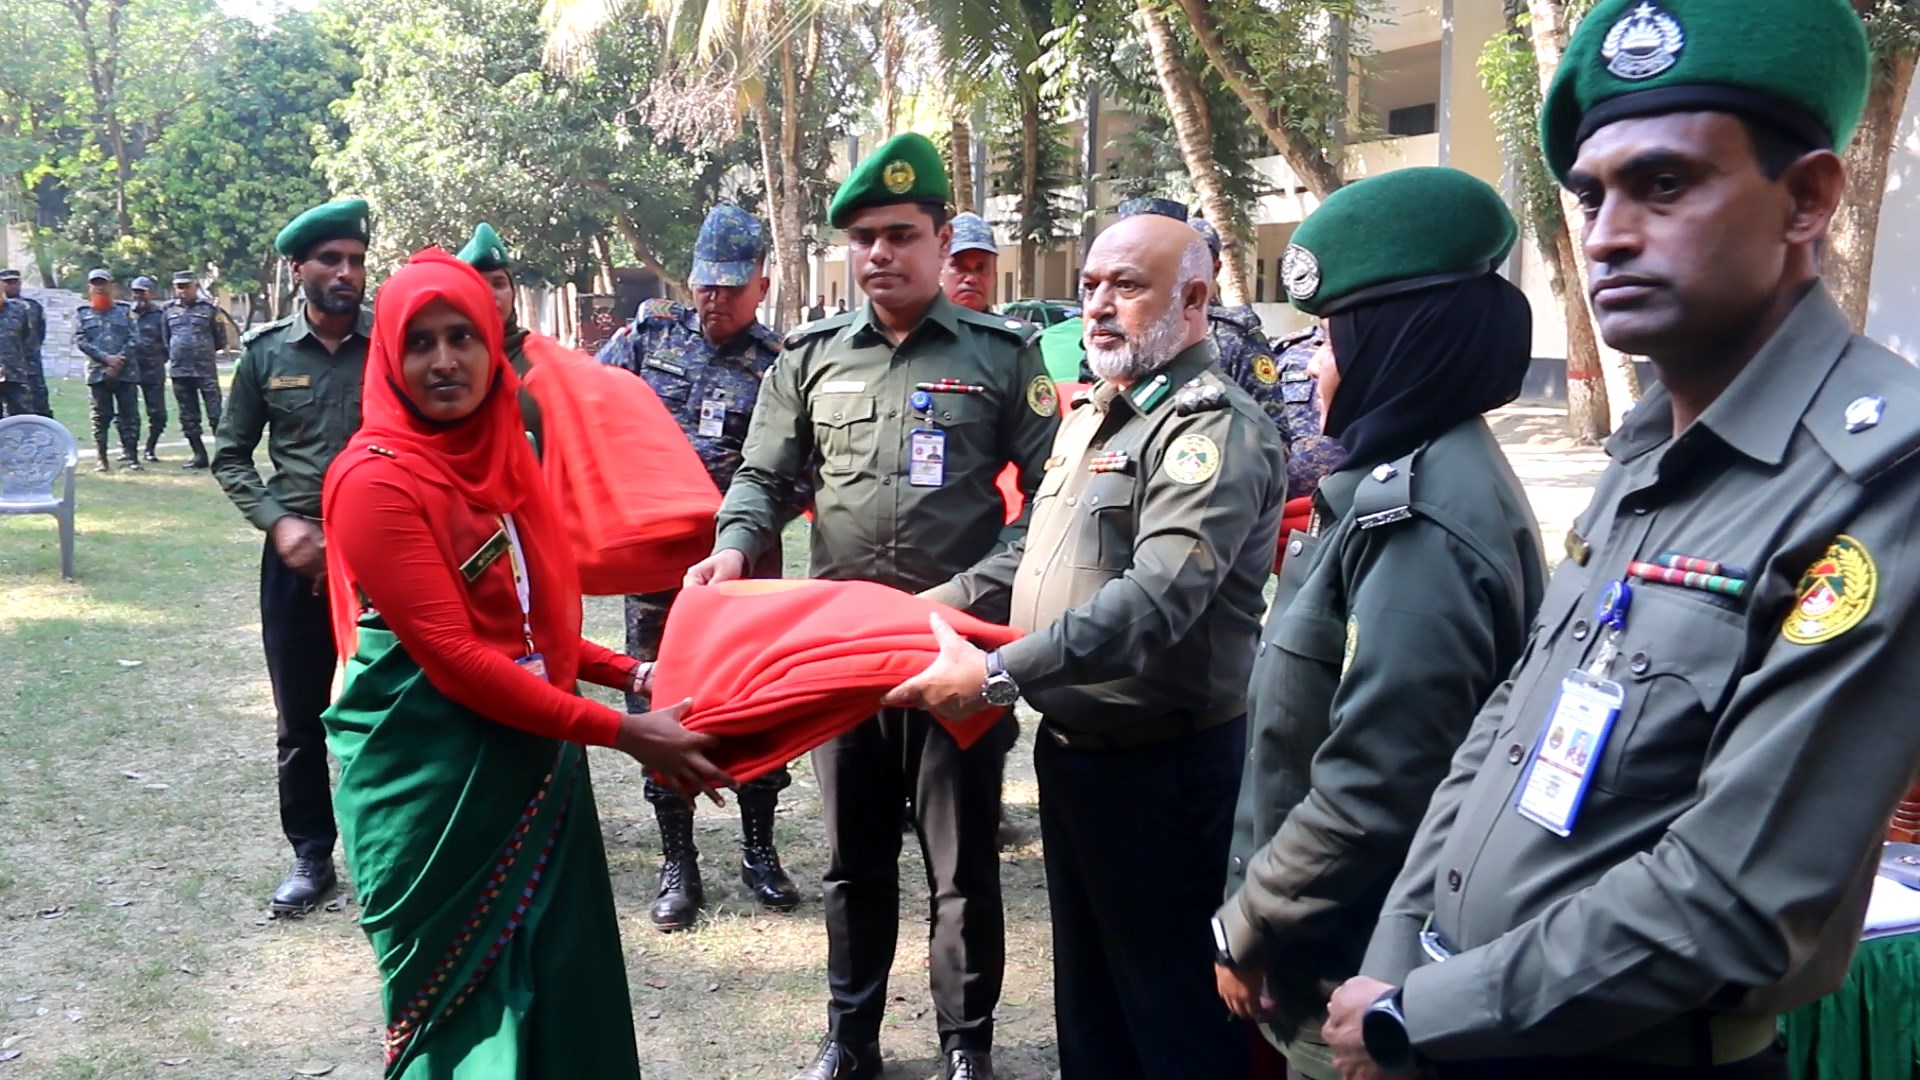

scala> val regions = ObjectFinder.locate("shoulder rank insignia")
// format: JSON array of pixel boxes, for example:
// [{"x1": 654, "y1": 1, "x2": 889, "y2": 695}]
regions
[
  {"x1": 639, "y1": 297, "x2": 678, "y2": 321},
  {"x1": 368, "y1": 444, "x2": 397, "y2": 458},
  {"x1": 1070, "y1": 387, "x2": 1095, "y2": 410},
  {"x1": 1128, "y1": 372, "x2": 1172, "y2": 413},
  {"x1": 1782, "y1": 535, "x2": 1876, "y2": 645},
  {"x1": 1173, "y1": 380, "x2": 1227, "y2": 415},
  {"x1": 1087, "y1": 451, "x2": 1133, "y2": 475},
  {"x1": 1845, "y1": 396, "x2": 1884, "y2": 433}
]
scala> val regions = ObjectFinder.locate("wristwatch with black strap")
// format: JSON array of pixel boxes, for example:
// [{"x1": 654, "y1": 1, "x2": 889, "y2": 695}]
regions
[
  {"x1": 1362, "y1": 987, "x2": 1422, "y2": 1074},
  {"x1": 983, "y1": 650, "x2": 1020, "y2": 707}
]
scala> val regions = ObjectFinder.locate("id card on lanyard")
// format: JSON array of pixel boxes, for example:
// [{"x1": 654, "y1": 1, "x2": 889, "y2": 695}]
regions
[
  {"x1": 500, "y1": 513, "x2": 547, "y2": 680},
  {"x1": 1515, "y1": 579, "x2": 1631, "y2": 837}
]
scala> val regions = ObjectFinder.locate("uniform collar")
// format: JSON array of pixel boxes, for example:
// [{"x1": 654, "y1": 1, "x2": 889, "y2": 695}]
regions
[
  {"x1": 842, "y1": 291, "x2": 962, "y2": 349},
  {"x1": 286, "y1": 303, "x2": 375, "y2": 347},
  {"x1": 1606, "y1": 283, "x2": 1851, "y2": 466},
  {"x1": 1101, "y1": 340, "x2": 1215, "y2": 416},
  {"x1": 699, "y1": 317, "x2": 779, "y2": 361}
]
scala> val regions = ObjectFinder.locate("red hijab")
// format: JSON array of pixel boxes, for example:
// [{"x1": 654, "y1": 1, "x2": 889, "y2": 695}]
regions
[{"x1": 322, "y1": 248, "x2": 585, "y2": 689}]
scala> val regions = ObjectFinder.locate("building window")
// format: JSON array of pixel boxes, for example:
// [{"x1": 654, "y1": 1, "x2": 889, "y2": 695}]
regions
[
  {"x1": 1387, "y1": 103, "x2": 1438, "y2": 137},
  {"x1": 1255, "y1": 258, "x2": 1267, "y2": 304}
]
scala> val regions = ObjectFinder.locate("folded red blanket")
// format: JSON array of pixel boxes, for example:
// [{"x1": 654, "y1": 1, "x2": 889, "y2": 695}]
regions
[{"x1": 652, "y1": 579, "x2": 1024, "y2": 783}]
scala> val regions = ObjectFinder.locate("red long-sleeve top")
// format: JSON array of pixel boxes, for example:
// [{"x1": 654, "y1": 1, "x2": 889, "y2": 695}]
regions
[{"x1": 329, "y1": 464, "x2": 634, "y2": 747}]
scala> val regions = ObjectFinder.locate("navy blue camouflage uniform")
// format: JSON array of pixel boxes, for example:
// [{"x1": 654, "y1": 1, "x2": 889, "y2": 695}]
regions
[
  {"x1": 16, "y1": 295, "x2": 48, "y2": 416},
  {"x1": 0, "y1": 298, "x2": 35, "y2": 417},
  {"x1": 76, "y1": 302, "x2": 142, "y2": 460},
  {"x1": 163, "y1": 296, "x2": 230, "y2": 441},
  {"x1": 599, "y1": 298, "x2": 801, "y2": 801}
]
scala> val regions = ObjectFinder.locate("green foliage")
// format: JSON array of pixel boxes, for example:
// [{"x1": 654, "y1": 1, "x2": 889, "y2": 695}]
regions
[
  {"x1": 1478, "y1": 19, "x2": 1563, "y2": 244},
  {"x1": 1210, "y1": 0, "x2": 1376, "y2": 163}
]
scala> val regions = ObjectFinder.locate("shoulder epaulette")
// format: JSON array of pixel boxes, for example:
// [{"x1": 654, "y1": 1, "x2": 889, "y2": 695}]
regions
[
  {"x1": 957, "y1": 307, "x2": 1035, "y2": 343},
  {"x1": 784, "y1": 310, "x2": 854, "y2": 349},
  {"x1": 637, "y1": 297, "x2": 682, "y2": 323},
  {"x1": 1272, "y1": 326, "x2": 1318, "y2": 351},
  {"x1": 1353, "y1": 454, "x2": 1417, "y2": 530},
  {"x1": 1208, "y1": 304, "x2": 1263, "y2": 333},
  {"x1": 239, "y1": 313, "x2": 297, "y2": 347},
  {"x1": 1070, "y1": 385, "x2": 1096, "y2": 410},
  {"x1": 367, "y1": 444, "x2": 397, "y2": 459},
  {"x1": 1806, "y1": 336, "x2": 1920, "y2": 484},
  {"x1": 1173, "y1": 373, "x2": 1230, "y2": 415}
]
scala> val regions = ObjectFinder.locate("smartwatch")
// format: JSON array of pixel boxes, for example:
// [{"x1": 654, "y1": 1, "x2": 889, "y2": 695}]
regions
[
  {"x1": 1361, "y1": 987, "x2": 1421, "y2": 1075},
  {"x1": 1209, "y1": 915, "x2": 1241, "y2": 969},
  {"x1": 983, "y1": 650, "x2": 1021, "y2": 707}
]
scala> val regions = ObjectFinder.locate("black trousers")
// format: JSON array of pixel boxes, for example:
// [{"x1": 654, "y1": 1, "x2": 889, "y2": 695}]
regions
[
  {"x1": 260, "y1": 539, "x2": 338, "y2": 860},
  {"x1": 1434, "y1": 1044, "x2": 1788, "y2": 1080},
  {"x1": 172, "y1": 374, "x2": 221, "y2": 440},
  {"x1": 814, "y1": 708, "x2": 1011, "y2": 1053},
  {"x1": 0, "y1": 382, "x2": 32, "y2": 417},
  {"x1": 89, "y1": 381, "x2": 139, "y2": 455},
  {"x1": 1036, "y1": 715, "x2": 1249, "y2": 1080},
  {"x1": 137, "y1": 380, "x2": 167, "y2": 442}
]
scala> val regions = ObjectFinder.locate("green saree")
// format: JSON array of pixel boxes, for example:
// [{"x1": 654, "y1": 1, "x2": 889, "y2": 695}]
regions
[{"x1": 323, "y1": 620, "x2": 642, "y2": 1078}]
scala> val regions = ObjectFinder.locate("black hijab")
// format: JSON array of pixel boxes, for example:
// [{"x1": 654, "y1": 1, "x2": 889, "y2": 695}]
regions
[{"x1": 1324, "y1": 272, "x2": 1533, "y2": 471}]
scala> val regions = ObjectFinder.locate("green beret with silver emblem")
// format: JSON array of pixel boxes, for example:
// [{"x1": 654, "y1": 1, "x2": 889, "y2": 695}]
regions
[
  {"x1": 1541, "y1": 0, "x2": 1870, "y2": 183},
  {"x1": 828, "y1": 133, "x2": 949, "y2": 229},
  {"x1": 275, "y1": 198, "x2": 371, "y2": 260},
  {"x1": 1281, "y1": 167, "x2": 1516, "y2": 317},
  {"x1": 457, "y1": 222, "x2": 512, "y2": 272}
]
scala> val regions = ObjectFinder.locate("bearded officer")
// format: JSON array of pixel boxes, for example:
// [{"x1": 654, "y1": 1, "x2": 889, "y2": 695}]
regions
[
  {"x1": 592, "y1": 205, "x2": 803, "y2": 932},
  {"x1": 0, "y1": 269, "x2": 48, "y2": 416},
  {"x1": 128, "y1": 277, "x2": 170, "y2": 461},
  {"x1": 164, "y1": 270, "x2": 231, "y2": 469},
  {"x1": 1325, "y1": 4, "x2": 1920, "y2": 1079},
  {"x1": 214, "y1": 199, "x2": 373, "y2": 915},
  {"x1": 685, "y1": 133, "x2": 1057, "y2": 1080},
  {"x1": 74, "y1": 268, "x2": 142, "y2": 472},
  {"x1": 896, "y1": 211, "x2": 1286, "y2": 1079}
]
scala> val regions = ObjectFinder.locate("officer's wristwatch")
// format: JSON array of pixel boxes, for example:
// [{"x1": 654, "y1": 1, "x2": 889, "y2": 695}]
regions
[
  {"x1": 1209, "y1": 915, "x2": 1243, "y2": 970},
  {"x1": 982, "y1": 650, "x2": 1021, "y2": 707},
  {"x1": 1361, "y1": 987, "x2": 1421, "y2": 1075}
]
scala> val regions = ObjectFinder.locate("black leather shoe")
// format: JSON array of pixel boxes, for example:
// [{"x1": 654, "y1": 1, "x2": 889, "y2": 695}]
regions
[
  {"x1": 649, "y1": 797, "x2": 704, "y2": 931},
  {"x1": 182, "y1": 434, "x2": 209, "y2": 469},
  {"x1": 739, "y1": 795, "x2": 800, "y2": 912},
  {"x1": 143, "y1": 447, "x2": 160, "y2": 462},
  {"x1": 790, "y1": 1039, "x2": 881, "y2": 1080},
  {"x1": 942, "y1": 1049, "x2": 994, "y2": 1080},
  {"x1": 269, "y1": 856, "x2": 337, "y2": 915}
]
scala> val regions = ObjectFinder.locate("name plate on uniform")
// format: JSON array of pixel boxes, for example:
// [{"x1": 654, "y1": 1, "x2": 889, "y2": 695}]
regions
[
  {"x1": 460, "y1": 528, "x2": 511, "y2": 582},
  {"x1": 266, "y1": 374, "x2": 313, "y2": 390}
]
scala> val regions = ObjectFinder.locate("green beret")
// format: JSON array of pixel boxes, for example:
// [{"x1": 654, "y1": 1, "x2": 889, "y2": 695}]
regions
[
  {"x1": 457, "y1": 222, "x2": 512, "y2": 272},
  {"x1": 275, "y1": 198, "x2": 371, "y2": 260},
  {"x1": 1542, "y1": 0, "x2": 1870, "y2": 182},
  {"x1": 828, "y1": 133, "x2": 949, "y2": 229},
  {"x1": 1281, "y1": 167, "x2": 1516, "y2": 317}
]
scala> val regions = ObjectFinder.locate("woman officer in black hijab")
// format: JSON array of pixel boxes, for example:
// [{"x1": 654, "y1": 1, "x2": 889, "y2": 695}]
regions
[{"x1": 1208, "y1": 167, "x2": 1550, "y2": 1080}]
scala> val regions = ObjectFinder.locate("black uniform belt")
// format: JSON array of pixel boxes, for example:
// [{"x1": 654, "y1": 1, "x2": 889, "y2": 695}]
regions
[
  {"x1": 1040, "y1": 701, "x2": 1241, "y2": 752},
  {"x1": 1417, "y1": 915, "x2": 1777, "y2": 1067}
]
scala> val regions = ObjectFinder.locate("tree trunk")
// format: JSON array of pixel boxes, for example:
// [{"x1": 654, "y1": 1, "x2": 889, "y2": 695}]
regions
[
  {"x1": 1548, "y1": 224, "x2": 1611, "y2": 442},
  {"x1": 1169, "y1": 0, "x2": 1344, "y2": 199},
  {"x1": 950, "y1": 112, "x2": 975, "y2": 213},
  {"x1": 1018, "y1": 87, "x2": 1041, "y2": 298},
  {"x1": 774, "y1": 28, "x2": 809, "y2": 331},
  {"x1": 611, "y1": 210, "x2": 684, "y2": 297},
  {"x1": 1140, "y1": 0, "x2": 1252, "y2": 305},
  {"x1": 877, "y1": 0, "x2": 903, "y2": 139},
  {"x1": 1828, "y1": 35, "x2": 1918, "y2": 330}
]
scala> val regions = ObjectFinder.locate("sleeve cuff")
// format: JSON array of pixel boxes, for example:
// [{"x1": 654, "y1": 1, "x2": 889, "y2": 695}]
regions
[
  {"x1": 248, "y1": 500, "x2": 291, "y2": 533},
  {"x1": 995, "y1": 633, "x2": 1051, "y2": 691},
  {"x1": 921, "y1": 580, "x2": 967, "y2": 610},
  {"x1": 1215, "y1": 891, "x2": 1267, "y2": 967},
  {"x1": 713, "y1": 523, "x2": 767, "y2": 563},
  {"x1": 1400, "y1": 946, "x2": 1499, "y2": 1059}
]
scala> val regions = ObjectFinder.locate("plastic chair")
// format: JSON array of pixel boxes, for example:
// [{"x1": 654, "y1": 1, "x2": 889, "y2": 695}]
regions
[{"x1": 0, "y1": 415, "x2": 79, "y2": 579}]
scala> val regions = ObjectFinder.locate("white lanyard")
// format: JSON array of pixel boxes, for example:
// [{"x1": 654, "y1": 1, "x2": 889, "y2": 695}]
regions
[{"x1": 499, "y1": 513, "x2": 536, "y2": 657}]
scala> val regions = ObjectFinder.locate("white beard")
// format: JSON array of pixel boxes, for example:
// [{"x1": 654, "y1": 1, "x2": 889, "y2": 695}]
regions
[{"x1": 1086, "y1": 301, "x2": 1188, "y2": 382}]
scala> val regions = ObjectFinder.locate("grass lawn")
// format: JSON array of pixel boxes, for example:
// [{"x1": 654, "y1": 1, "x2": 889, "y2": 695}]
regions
[{"x1": 0, "y1": 378, "x2": 1059, "y2": 1079}]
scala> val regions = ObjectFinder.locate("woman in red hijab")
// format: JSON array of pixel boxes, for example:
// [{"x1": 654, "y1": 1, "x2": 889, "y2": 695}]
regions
[{"x1": 319, "y1": 248, "x2": 729, "y2": 1078}]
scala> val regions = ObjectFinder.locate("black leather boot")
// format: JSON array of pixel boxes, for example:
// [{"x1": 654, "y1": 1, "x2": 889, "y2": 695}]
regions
[
  {"x1": 182, "y1": 433, "x2": 208, "y2": 469},
  {"x1": 738, "y1": 792, "x2": 799, "y2": 912},
  {"x1": 790, "y1": 1038, "x2": 881, "y2": 1080},
  {"x1": 269, "y1": 855, "x2": 337, "y2": 915},
  {"x1": 649, "y1": 796, "x2": 703, "y2": 932},
  {"x1": 144, "y1": 431, "x2": 160, "y2": 462},
  {"x1": 942, "y1": 1049, "x2": 994, "y2": 1080},
  {"x1": 119, "y1": 439, "x2": 141, "y2": 470}
]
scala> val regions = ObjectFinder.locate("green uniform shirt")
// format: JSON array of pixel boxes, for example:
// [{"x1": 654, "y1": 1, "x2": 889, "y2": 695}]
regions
[
  {"x1": 927, "y1": 343, "x2": 1286, "y2": 730},
  {"x1": 715, "y1": 293, "x2": 1057, "y2": 592},
  {"x1": 213, "y1": 306, "x2": 373, "y2": 531},
  {"x1": 1214, "y1": 419, "x2": 1544, "y2": 1078},
  {"x1": 1364, "y1": 286, "x2": 1920, "y2": 1060},
  {"x1": 504, "y1": 325, "x2": 543, "y2": 455}
]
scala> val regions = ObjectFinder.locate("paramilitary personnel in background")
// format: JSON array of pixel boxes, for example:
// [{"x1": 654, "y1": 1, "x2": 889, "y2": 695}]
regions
[
  {"x1": 941, "y1": 212, "x2": 1000, "y2": 314},
  {"x1": 128, "y1": 277, "x2": 170, "y2": 462},
  {"x1": 0, "y1": 279, "x2": 36, "y2": 418},
  {"x1": 0, "y1": 269, "x2": 49, "y2": 416},
  {"x1": 685, "y1": 133, "x2": 1058, "y2": 1080},
  {"x1": 905, "y1": 211, "x2": 1286, "y2": 1080},
  {"x1": 1212, "y1": 169, "x2": 1546, "y2": 1080},
  {"x1": 165, "y1": 270, "x2": 230, "y2": 469},
  {"x1": 1327, "y1": 4, "x2": 1920, "y2": 1079},
  {"x1": 593, "y1": 205, "x2": 804, "y2": 932},
  {"x1": 214, "y1": 199, "x2": 373, "y2": 916},
  {"x1": 455, "y1": 222, "x2": 543, "y2": 451},
  {"x1": 75, "y1": 267, "x2": 142, "y2": 472}
]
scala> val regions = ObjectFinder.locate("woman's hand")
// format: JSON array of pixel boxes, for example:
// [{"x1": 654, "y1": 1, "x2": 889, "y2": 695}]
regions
[{"x1": 613, "y1": 699, "x2": 732, "y2": 805}]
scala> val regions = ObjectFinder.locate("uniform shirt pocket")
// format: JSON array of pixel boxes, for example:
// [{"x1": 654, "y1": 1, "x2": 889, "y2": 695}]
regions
[
  {"x1": 1594, "y1": 586, "x2": 1746, "y2": 800},
  {"x1": 810, "y1": 393, "x2": 878, "y2": 475},
  {"x1": 641, "y1": 364, "x2": 695, "y2": 414},
  {"x1": 265, "y1": 386, "x2": 317, "y2": 443},
  {"x1": 1069, "y1": 472, "x2": 1138, "y2": 572}
]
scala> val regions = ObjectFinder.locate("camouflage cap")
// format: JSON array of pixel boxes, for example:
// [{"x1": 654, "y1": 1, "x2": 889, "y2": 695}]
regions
[
  {"x1": 1116, "y1": 196, "x2": 1189, "y2": 222},
  {"x1": 1189, "y1": 217, "x2": 1222, "y2": 258},
  {"x1": 275, "y1": 198, "x2": 371, "y2": 260},
  {"x1": 457, "y1": 222, "x2": 511, "y2": 272},
  {"x1": 948, "y1": 212, "x2": 998, "y2": 256},
  {"x1": 689, "y1": 204, "x2": 767, "y2": 287},
  {"x1": 0, "y1": 269, "x2": 19, "y2": 282},
  {"x1": 171, "y1": 271, "x2": 197, "y2": 285},
  {"x1": 86, "y1": 267, "x2": 112, "y2": 284},
  {"x1": 130, "y1": 276, "x2": 156, "y2": 292}
]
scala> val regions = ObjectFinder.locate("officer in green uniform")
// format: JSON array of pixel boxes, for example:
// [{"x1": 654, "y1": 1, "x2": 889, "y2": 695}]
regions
[
  {"x1": 455, "y1": 222, "x2": 541, "y2": 450},
  {"x1": 1206, "y1": 169, "x2": 1546, "y2": 1080},
  {"x1": 128, "y1": 277, "x2": 170, "y2": 461},
  {"x1": 685, "y1": 133, "x2": 1056, "y2": 1080},
  {"x1": 213, "y1": 199, "x2": 372, "y2": 916},
  {"x1": 1325, "y1": 5, "x2": 1920, "y2": 1079},
  {"x1": 899, "y1": 211, "x2": 1287, "y2": 1079}
]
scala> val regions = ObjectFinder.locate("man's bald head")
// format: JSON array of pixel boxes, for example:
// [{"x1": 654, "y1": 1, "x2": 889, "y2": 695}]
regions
[{"x1": 1080, "y1": 214, "x2": 1212, "y2": 384}]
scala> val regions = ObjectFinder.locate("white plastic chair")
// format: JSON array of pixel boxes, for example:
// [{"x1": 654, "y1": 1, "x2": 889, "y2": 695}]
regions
[{"x1": 0, "y1": 415, "x2": 79, "y2": 579}]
